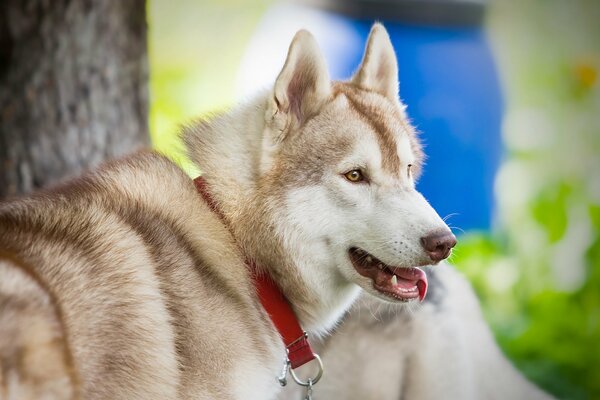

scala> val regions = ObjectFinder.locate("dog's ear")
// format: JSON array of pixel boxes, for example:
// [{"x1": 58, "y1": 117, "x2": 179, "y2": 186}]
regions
[
  {"x1": 352, "y1": 23, "x2": 399, "y2": 101},
  {"x1": 267, "y1": 30, "x2": 331, "y2": 135}
]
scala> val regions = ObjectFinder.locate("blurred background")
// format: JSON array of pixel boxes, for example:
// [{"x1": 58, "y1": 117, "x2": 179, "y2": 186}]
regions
[{"x1": 148, "y1": 0, "x2": 600, "y2": 398}]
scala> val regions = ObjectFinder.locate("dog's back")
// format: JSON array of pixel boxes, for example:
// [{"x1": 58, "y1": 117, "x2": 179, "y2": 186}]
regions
[{"x1": 0, "y1": 152, "x2": 279, "y2": 399}]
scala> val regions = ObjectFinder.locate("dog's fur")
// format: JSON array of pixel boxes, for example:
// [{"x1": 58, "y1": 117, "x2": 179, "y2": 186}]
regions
[{"x1": 0, "y1": 24, "x2": 542, "y2": 399}]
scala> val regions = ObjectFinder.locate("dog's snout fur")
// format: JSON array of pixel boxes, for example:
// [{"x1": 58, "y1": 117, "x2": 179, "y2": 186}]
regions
[{"x1": 420, "y1": 230, "x2": 457, "y2": 262}]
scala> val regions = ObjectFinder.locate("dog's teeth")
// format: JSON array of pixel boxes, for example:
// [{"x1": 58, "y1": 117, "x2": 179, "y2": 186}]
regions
[
  {"x1": 391, "y1": 275, "x2": 398, "y2": 285},
  {"x1": 366, "y1": 256, "x2": 372, "y2": 263}
]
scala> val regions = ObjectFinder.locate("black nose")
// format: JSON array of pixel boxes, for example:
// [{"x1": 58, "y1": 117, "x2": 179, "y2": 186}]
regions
[{"x1": 420, "y1": 230, "x2": 457, "y2": 263}]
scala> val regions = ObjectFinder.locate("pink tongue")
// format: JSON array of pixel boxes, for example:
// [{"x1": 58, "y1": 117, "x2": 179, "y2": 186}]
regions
[
  {"x1": 394, "y1": 267, "x2": 428, "y2": 301},
  {"x1": 417, "y1": 279, "x2": 428, "y2": 302}
]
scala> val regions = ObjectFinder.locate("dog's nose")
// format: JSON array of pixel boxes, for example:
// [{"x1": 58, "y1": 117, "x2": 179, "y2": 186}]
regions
[{"x1": 420, "y1": 230, "x2": 457, "y2": 263}]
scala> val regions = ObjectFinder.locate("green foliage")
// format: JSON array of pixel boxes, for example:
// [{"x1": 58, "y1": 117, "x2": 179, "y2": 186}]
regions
[{"x1": 531, "y1": 183, "x2": 571, "y2": 243}]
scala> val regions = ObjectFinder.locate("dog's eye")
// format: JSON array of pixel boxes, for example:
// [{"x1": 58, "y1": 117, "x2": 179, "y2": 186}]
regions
[
  {"x1": 344, "y1": 169, "x2": 365, "y2": 183},
  {"x1": 407, "y1": 164, "x2": 413, "y2": 178}
]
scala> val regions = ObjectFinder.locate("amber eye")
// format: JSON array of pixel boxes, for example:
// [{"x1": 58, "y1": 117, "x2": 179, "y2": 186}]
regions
[{"x1": 344, "y1": 169, "x2": 365, "y2": 183}]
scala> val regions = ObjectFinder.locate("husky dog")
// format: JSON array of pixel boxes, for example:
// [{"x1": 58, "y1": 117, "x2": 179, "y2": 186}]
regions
[
  {"x1": 279, "y1": 264, "x2": 553, "y2": 399},
  {"x1": 0, "y1": 24, "x2": 457, "y2": 399}
]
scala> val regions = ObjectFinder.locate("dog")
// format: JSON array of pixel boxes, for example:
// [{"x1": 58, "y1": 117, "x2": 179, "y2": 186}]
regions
[
  {"x1": 279, "y1": 264, "x2": 553, "y2": 399},
  {"x1": 0, "y1": 24, "x2": 457, "y2": 399}
]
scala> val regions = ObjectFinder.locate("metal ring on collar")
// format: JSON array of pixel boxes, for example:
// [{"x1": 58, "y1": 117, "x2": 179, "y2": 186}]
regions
[{"x1": 289, "y1": 354, "x2": 324, "y2": 387}]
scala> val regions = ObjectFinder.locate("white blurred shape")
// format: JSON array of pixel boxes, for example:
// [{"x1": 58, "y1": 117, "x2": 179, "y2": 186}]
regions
[
  {"x1": 550, "y1": 204, "x2": 593, "y2": 291},
  {"x1": 503, "y1": 108, "x2": 556, "y2": 152},
  {"x1": 587, "y1": 161, "x2": 600, "y2": 205},
  {"x1": 495, "y1": 159, "x2": 543, "y2": 212},
  {"x1": 234, "y1": 2, "x2": 362, "y2": 100},
  {"x1": 485, "y1": 258, "x2": 519, "y2": 293}
]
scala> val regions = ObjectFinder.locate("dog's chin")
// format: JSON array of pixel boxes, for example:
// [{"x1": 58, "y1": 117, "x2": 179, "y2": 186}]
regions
[{"x1": 347, "y1": 247, "x2": 428, "y2": 303}]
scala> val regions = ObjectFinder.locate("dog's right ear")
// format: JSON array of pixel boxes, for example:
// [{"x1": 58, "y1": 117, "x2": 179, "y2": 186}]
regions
[
  {"x1": 267, "y1": 30, "x2": 331, "y2": 137},
  {"x1": 352, "y1": 23, "x2": 399, "y2": 101}
]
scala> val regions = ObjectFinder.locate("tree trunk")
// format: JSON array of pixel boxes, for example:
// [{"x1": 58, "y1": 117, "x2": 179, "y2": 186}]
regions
[{"x1": 0, "y1": 0, "x2": 149, "y2": 199}]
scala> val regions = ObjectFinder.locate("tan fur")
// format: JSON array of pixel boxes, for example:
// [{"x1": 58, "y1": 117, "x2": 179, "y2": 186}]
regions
[
  {"x1": 335, "y1": 83, "x2": 421, "y2": 177},
  {"x1": 0, "y1": 253, "x2": 76, "y2": 400}
]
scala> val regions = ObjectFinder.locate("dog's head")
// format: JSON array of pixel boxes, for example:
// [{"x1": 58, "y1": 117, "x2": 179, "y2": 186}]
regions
[{"x1": 260, "y1": 24, "x2": 456, "y2": 306}]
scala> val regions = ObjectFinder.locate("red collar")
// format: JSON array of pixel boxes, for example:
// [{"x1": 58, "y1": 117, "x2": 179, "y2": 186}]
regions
[{"x1": 193, "y1": 176, "x2": 316, "y2": 370}]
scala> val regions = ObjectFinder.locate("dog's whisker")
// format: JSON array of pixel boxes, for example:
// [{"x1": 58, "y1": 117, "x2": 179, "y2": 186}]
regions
[
  {"x1": 448, "y1": 225, "x2": 465, "y2": 234},
  {"x1": 442, "y1": 212, "x2": 460, "y2": 222}
]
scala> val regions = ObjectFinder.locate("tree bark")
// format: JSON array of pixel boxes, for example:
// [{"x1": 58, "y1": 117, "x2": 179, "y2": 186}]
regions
[{"x1": 0, "y1": 0, "x2": 149, "y2": 199}]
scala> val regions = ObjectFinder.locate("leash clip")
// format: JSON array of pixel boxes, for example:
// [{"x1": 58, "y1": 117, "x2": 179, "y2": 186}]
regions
[
  {"x1": 277, "y1": 333, "x2": 324, "y2": 397},
  {"x1": 277, "y1": 353, "x2": 323, "y2": 399},
  {"x1": 277, "y1": 357, "x2": 290, "y2": 386},
  {"x1": 303, "y1": 379, "x2": 314, "y2": 400}
]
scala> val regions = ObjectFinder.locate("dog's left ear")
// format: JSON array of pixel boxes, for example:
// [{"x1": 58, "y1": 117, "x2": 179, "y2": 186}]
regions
[
  {"x1": 352, "y1": 23, "x2": 399, "y2": 101},
  {"x1": 268, "y1": 30, "x2": 331, "y2": 135}
]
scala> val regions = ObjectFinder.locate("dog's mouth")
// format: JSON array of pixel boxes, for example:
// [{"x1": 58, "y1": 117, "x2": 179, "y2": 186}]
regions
[{"x1": 348, "y1": 247, "x2": 427, "y2": 302}]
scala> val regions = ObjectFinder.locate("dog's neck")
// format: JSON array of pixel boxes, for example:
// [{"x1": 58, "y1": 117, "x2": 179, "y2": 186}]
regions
[{"x1": 184, "y1": 93, "x2": 360, "y2": 335}]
